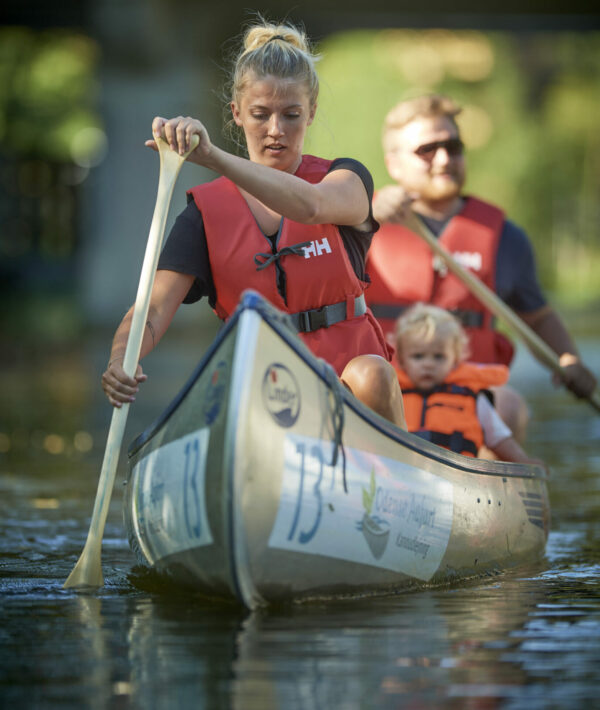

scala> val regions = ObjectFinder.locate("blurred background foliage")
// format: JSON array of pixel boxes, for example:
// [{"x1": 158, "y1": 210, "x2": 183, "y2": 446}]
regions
[
  {"x1": 0, "y1": 25, "x2": 106, "y2": 362},
  {"x1": 0, "y1": 26, "x2": 103, "y2": 324},
  {"x1": 0, "y1": 25, "x2": 599, "y2": 315},
  {"x1": 0, "y1": 26, "x2": 103, "y2": 162},
  {"x1": 306, "y1": 29, "x2": 600, "y2": 305}
]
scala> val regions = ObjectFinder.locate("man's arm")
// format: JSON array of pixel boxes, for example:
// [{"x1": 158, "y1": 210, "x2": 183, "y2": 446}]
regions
[
  {"x1": 519, "y1": 305, "x2": 597, "y2": 398},
  {"x1": 498, "y1": 220, "x2": 597, "y2": 399}
]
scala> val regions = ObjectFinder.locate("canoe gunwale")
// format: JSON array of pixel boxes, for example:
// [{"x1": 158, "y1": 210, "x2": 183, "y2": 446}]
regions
[{"x1": 127, "y1": 290, "x2": 547, "y2": 484}]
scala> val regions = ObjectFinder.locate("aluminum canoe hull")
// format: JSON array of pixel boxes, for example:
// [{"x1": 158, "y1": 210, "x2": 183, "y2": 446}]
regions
[{"x1": 124, "y1": 291, "x2": 550, "y2": 608}]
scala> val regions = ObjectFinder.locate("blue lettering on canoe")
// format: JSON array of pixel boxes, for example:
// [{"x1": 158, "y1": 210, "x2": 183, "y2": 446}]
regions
[
  {"x1": 287, "y1": 442, "x2": 334, "y2": 545},
  {"x1": 183, "y1": 437, "x2": 202, "y2": 539}
]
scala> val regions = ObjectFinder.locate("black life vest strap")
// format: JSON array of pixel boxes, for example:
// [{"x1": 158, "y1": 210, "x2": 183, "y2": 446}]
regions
[
  {"x1": 370, "y1": 304, "x2": 488, "y2": 329},
  {"x1": 415, "y1": 430, "x2": 478, "y2": 456},
  {"x1": 289, "y1": 294, "x2": 367, "y2": 333},
  {"x1": 402, "y1": 384, "x2": 478, "y2": 399}
]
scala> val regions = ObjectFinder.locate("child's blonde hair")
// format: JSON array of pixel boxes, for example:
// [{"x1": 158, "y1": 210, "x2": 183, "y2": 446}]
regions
[{"x1": 394, "y1": 303, "x2": 469, "y2": 364}]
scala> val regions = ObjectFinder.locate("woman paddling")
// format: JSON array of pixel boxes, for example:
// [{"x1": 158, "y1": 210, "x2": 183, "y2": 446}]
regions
[{"x1": 101, "y1": 19, "x2": 406, "y2": 428}]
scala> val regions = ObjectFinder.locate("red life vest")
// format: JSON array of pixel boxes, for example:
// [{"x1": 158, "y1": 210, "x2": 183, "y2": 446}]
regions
[
  {"x1": 396, "y1": 361, "x2": 509, "y2": 457},
  {"x1": 367, "y1": 197, "x2": 514, "y2": 365},
  {"x1": 187, "y1": 155, "x2": 391, "y2": 375}
]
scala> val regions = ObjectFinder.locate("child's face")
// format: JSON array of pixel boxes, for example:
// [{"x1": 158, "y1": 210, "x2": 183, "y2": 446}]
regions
[{"x1": 399, "y1": 333, "x2": 457, "y2": 389}]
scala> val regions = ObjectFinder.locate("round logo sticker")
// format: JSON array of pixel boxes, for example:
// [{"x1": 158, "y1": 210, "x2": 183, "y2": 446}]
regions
[{"x1": 262, "y1": 363, "x2": 301, "y2": 427}]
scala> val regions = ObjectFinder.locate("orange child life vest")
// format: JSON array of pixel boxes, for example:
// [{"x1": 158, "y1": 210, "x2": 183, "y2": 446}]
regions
[
  {"x1": 395, "y1": 361, "x2": 510, "y2": 457},
  {"x1": 187, "y1": 155, "x2": 392, "y2": 375},
  {"x1": 367, "y1": 197, "x2": 514, "y2": 365}
]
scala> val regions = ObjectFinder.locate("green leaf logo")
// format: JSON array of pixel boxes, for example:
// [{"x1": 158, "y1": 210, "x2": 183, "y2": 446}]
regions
[{"x1": 362, "y1": 468, "x2": 376, "y2": 515}]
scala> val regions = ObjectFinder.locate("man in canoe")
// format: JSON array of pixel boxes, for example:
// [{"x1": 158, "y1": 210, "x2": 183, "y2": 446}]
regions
[
  {"x1": 100, "y1": 18, "x2": 406, "y2": 428},
  {"x1": 366, "y1": 94, "x2": 596, "y2": 438}
]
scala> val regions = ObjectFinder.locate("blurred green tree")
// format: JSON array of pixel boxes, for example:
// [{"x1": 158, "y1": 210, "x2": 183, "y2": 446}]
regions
[
  {"x1": 0, "y1": 26, "x2": 104, "y2": 343},
  {"x1": 0, "y1": 27, "x2": 103, "y2": 299},
  {"x1": 306, "y1": 29, "x2": 600, "y2": 306}
]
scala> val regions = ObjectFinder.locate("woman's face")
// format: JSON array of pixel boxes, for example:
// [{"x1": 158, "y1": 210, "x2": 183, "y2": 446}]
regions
[{"x1": 231, "y1": 74, "x2": 316, "y2": 174}]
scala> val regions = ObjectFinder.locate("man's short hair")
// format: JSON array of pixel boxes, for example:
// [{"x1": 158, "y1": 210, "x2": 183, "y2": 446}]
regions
[{"x1": 383, "y1": 94, "x2": 462, "y2": 152}]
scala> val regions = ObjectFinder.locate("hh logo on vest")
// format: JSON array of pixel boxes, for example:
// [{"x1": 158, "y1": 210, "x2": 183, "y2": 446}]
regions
[
  {"x1": 302, "y1": 237, "x2": 332, "y2": 259},
  {"x1": 433, "y1": 251, "x2": 482, "y2": 277},
  {"x1": 452, "y1": 251, "x2": 482, "y2": 271}
]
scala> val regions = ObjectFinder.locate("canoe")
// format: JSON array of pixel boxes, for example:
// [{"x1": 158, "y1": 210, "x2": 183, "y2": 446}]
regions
[{"x1": 124, "y1": 291, "x2": 550, "y2": 608}]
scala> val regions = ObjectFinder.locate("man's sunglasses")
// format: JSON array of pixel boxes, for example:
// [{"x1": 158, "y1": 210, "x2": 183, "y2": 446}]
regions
[{"x1": 414, "y1": 138, "x2": 464, "y2": 160}]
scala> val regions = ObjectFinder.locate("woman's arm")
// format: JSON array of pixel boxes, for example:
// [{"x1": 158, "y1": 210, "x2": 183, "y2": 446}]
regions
[
  {"x1": 148, "y1": 116, "x2": 370, "y2": 228},
  {"x1": 101, "y1": 270, "x2": 194, "y2": 407},
  {"x1": 213, "y1": 156, "x2": 371, "y2": 228}
]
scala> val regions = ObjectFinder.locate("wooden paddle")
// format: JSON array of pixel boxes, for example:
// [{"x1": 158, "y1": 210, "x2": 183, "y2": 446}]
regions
[
  {"x1": 404, "y1": 211, "x2": 600, "y2": 414},
  {"x1": 64, "y1": 135, "x2": 199, "y2": 590}
]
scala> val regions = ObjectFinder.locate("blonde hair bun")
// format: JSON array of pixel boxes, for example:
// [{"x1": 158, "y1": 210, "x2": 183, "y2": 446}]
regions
[{"x1": 243, "y1": 24, "x2": 309, "y2": 54}]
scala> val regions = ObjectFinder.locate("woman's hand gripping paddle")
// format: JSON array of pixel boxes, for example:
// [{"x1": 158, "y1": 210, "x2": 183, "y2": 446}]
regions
[{"x1": 64, "y1": 135, "x2": 199, "y2": 590}]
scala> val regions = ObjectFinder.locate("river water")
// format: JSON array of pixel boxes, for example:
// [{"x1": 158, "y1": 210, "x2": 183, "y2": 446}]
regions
[{"x1": 1, "y1": 332, "x2": 599, "y2": 709}]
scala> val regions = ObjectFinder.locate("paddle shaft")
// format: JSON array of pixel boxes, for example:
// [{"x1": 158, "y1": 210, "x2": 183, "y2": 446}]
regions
[
  {"x1": 405, "y1": 212, "x2": 600, "y2": 414},
  {"x1": 64, "y1": 137, "x2": 199, "y2": 589}
]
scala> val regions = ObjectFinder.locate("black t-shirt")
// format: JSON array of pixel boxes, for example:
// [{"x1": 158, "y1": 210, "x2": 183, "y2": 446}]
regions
[
  {"x1": 420, "y1": 211, "x2": 547, "y2": 314},
  {"x1": 157, "y1": 158, "x2": 378, "y2": 307}
]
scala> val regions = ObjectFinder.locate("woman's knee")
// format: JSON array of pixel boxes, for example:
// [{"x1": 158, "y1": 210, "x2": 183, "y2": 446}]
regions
[
  {"x1": 342, "y1": 355, "x2": 391, "y2": 396},
  {"x1": 341, "y1": 355, "x2": 406, "y2": 428}
]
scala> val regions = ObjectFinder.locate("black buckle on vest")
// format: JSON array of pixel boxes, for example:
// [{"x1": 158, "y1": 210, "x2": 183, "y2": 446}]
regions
[
  {"x1": 450, "y1": 309, "x2": 485, "y2": 328},
  {"x1": 297, "y1": 306, "x2": 329, "y2": 332},
  {"x1": 416, "y1": 430, "x2": 478, "y2": 456}
]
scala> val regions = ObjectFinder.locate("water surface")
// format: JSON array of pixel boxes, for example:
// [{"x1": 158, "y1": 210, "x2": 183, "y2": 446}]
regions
[{"x1": 1, "y1": 337, "x2": 599, "y2": 709}]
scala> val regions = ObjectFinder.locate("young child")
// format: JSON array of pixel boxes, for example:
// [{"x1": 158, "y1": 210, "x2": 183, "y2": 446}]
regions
[{"x1": 394, "y1": 303, "x2": 544, "y2": 465}]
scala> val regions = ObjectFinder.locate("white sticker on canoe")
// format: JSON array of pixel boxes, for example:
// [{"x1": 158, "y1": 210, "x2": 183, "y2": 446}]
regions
[
  {"x1": 131, "y1": 428, "x2": 213, "y2": 563},
  {"x1": 268, "y1": 434, "x2": 454, "y2": 581}
]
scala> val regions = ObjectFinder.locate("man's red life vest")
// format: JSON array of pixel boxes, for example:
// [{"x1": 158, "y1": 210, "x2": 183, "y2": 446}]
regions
[
  {"x1": 367, "y1": 197, "x2": 514, "y2": 365},
  {"x1": 187, "y1": 155, "x2": 391, "y2": 375},
  {"x1": 395, "y1": 361, "x2": 509, "y2": 457}
]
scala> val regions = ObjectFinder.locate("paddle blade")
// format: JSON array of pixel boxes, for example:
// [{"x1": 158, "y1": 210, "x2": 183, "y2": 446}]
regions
[
  {"x1": 64, "y1": 406, "x2": 128, "y2": 590},
  {"x1": 64, "y1": 538, "x2": 104, "y2": 590}
]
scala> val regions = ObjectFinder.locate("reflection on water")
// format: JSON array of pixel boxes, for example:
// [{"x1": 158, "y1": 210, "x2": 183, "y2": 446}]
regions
[{"x1": 1, "y1": 338, "x2": 599, "y2": 708}]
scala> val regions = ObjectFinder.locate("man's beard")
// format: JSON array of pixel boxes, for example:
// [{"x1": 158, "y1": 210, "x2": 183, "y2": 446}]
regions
[{"x1": 419, "y1": 174, "x2": 462, "y2": 203}]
